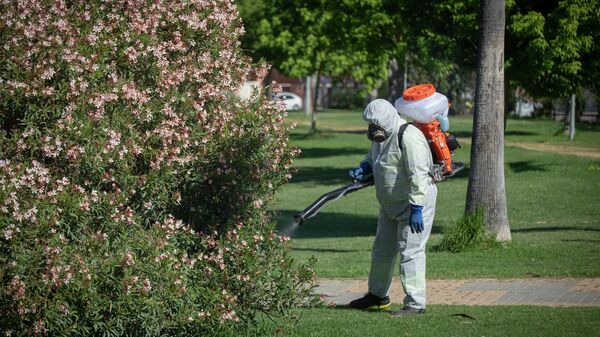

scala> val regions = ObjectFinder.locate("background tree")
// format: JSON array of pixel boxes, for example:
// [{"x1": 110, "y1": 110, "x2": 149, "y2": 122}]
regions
[
  {"x1": 240, "y1": 0, "x2": 598, "y2": 118},
  {"x1": 236, "y1": 0, "x2": 264, "y2": 59},
  {"x1": 507, "y1": 0, "x2": 596, "y2": 98},
  {"x1": 399, "y1": 0, "x2": 599, "y2": 118},
  {"x1": 466, "y1": 0, "x2": 511, "y2": 241},
  {"x1": 580, "y1": 3, "x2": 600, "y2": 99},
  {"x1": 240, "y1": 0, "x2": 396, "y2": 132},
  {"x1": 386, "y1": 0, "x2": 479, "y2": 115}
]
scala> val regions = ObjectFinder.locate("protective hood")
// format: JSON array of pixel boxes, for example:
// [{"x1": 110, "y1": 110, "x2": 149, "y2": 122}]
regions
[{"x1": 363, "y1": 99, "x2": 402, "y2": 139}]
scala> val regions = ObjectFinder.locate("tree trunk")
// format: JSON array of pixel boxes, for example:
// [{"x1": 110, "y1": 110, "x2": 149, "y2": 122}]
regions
[
  {"x1": 563, "y1": 98, "x2": 570, "y2": 134},
  {"x1": 569, "y1": 93, "x2": 576, "y2": 141},
  {"x1": 515, "y1": 87, "x2": 521, "y2": 117},
  {"x1": 387, "y1": 57, "x2": 404, "y2": 102},
  {"x1": 304, "y1": 76, "x2": 311, "y2": 117},
  {"x1": 503, "y1": 72, "x2": 510, "y2": 133},
  {"x1": 465, "y1": 0, "x2": 511, "y2": 242},
  {"x1": 311, "y1": 66, "x2": 322, "y2": 133}
]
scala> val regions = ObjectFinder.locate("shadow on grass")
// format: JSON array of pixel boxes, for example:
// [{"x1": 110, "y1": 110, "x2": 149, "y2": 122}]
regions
[
  {"x1": 577, "y1": 122, "x2": 600, "y2": 132},
  {"x1": 276, "y1": 210, "x2": 444, "y2": 238},
  {"x1": 505, "y1": 130, "x2": 538, "y2": 136},
  {"x1": 293, "y1": 247, "x2": 371, "y2": 253},
  {"x1": 290, "y1": 166, "x2": 352, "y2": 185},
  {"x1": 508, "y1": 161, "x2": 549, "y2": 173},
  {"x1": 562, "y1": 239, "x2": 600, "y2": 243},
  {"x1": 329, "y1": 129, "x2": 366, "y2": 135},
  {"x1": 298, "y1": 147, "x2": 366, "y2": 159},
  {"x1": 512, "y1": 226, "x2": 600, "y2": 233},
  {"x1": 290, "y1": 131, "x2": 334, "y2": 141},
  {"x1": 291, "y1": 163, "x2": 469, "y2": 186},
  {"x1": 452, "y1": 131, "x2": 472, "y2": 139},
  {"x1": 319, "y1": 304, "x2": 396, "y2": 314},
  {"x1": 276, "y1": 210, "x2": 376, "y2": 238},
  {"x1": 552, "y1": 127, "x2": 567, "y2": 137}
]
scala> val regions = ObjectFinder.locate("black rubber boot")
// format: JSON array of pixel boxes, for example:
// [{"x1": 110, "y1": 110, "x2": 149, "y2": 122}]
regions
[{"x1": 348, "y1": 293, "x2": 391, "y2": 310}]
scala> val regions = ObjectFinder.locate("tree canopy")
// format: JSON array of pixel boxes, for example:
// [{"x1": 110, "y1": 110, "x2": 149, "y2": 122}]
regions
[
  {"x1": 507, "y1": 0, "x2": 598, "y2": 97},
  {"x1": 239, "y1": 0, "x2": 600, "y2": 101},
  {"x1": 398, "y1": 0, "x2": 599, "y2": 99},
  {"x1": 239, "y1": 0, "x2": 400, "y2": 90}
]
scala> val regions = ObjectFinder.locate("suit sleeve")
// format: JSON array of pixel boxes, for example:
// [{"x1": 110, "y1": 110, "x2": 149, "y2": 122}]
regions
[
  {"x1": 361, "y1": 145, "x2": 373, "y2": 168},
  {"x1": 401, "y1": 127, "x2": 432, "y2": 206}
]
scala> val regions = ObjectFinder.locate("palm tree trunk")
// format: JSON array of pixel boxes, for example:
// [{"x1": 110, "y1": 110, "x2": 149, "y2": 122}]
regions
[{"x1": 465, "y1": 0, "x2": 511, "y2": 241}]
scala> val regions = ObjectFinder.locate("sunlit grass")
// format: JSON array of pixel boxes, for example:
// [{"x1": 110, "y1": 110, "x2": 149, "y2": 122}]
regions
[
  {"x1": 246, "y1": 305, "x2": 600, "y2": 337},
  {"x1": 276, "y1": 110, "x2": 600, "y2": 278}
]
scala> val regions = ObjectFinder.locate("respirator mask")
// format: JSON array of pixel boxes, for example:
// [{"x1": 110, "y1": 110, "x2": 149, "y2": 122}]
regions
[{"x1": 367, "y1": 123, "x2": 387, "y2": 143}]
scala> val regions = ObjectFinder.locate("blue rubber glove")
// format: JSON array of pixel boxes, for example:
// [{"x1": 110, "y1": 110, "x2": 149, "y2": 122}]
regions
[
  {"x1": 348, "y1": 162, "x2": 372, "y2": 181},
  {"x1": 409, "y1": 204, "x2": 424, "y2": 234}
]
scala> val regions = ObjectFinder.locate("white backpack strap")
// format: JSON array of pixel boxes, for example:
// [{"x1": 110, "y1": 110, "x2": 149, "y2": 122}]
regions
[{"x1": 398, "y1": 123, "x2": 442, "y2": 183}]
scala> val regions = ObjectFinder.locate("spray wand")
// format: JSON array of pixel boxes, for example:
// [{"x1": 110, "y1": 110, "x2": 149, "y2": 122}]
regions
[{"x1": 293, "y1": 175, "x2": 374, "y2": 225}]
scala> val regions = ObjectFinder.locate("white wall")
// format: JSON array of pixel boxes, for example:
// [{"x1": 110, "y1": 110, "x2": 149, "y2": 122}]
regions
[{"x1": 236, "y1": 81, "x2": 261, "y2": 100}]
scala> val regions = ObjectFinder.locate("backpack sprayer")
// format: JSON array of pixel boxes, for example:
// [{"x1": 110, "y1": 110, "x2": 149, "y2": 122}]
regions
[
  {"x1": 294, "y1": 84, "x2": 464, "y2": 225},
  {"x1": 394, "y1": 84, "x2": 464, "y2": 179}
]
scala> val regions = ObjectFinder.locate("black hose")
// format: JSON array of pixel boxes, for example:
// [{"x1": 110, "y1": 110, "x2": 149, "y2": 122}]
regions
[{"x1": 294, "y1": 176, "x2": 374, "y2": 225}]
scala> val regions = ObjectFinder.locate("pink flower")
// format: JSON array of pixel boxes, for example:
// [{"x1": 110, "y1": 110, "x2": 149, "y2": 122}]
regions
[
  {"x1": 80, "y1": 199, "x2": 91, "y2": 211},
  {"x1": 40, "y1": 68, "x2": 55, "y2": 80},
  {"x1": 221, "y1": 309, "x2": 239, "y2": 322},
  {"x1": 3, "y1": 225, "x2": 16, "y2": 240},
  {"x1": 103, "y1": 129, "x2": 121, "y2": 153},
  {"x1": 198, "y1": 310, "x2": 210, "y2": 319},
  {"x1": 66, "y1": 145, "x2": 84, "y2": 161},
  {"x1": 121, "y1": 82, "x2": 149, "y2": 104},
  {"x1": 86, "y1": 33, "x2": 98, "y2": 45},
  {"x1": 41, "y1": 87, "x2": 55, "y2": 96},
  {"x1": 9, "y1": 276, "x2": 25, "y2": 300},
  {"x1": 271, "y1": 81, "x2": 282, "y2": 94},
  {"x1": 124, "y1": 46, "x2": 139, "y2": 64},
  {"x1": 33, "y1": 320, "x2": 46, "y2": 335},
  {"x1": 122, "y1": 252, "x2": 135, "y2": 267},
  {"x1": 141, "y1": 278, "x2": 152, "y2": 293},
  {"x1": 256, "y1": 64, "x2": 270, "y2": 82}
]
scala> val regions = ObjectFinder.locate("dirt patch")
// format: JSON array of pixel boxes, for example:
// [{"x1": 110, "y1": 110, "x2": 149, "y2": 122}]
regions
[{"x1": 505, "y1": 142, "x2": 600, "y2": 159}]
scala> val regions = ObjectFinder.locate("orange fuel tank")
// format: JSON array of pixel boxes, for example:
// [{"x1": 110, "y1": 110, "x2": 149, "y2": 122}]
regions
[{"x1": 414, "y1": 120, "x2": 453, "y2": 174}]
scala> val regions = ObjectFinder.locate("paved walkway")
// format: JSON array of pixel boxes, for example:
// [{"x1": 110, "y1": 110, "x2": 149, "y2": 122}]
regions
[{"x1": 317, "y1": 278, "x2": 600, "y2": 307}]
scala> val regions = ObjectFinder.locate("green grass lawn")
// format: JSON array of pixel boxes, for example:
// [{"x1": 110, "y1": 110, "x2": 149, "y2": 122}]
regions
[
  {"x1": 275, "y1": 109, "x2": 600, "y2": 279},
  {"x1": 266, "y1": 110, "x2": 600, "y2": 337},
  {"x1": 252, "y1": 305, "x2": 600, "y2": 337},
  {"x1": 503, "y1": 117, "x2": 600, "y2": 148}
]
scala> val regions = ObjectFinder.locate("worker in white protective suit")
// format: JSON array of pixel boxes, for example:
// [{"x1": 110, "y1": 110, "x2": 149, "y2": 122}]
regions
[{"x1": 347, "y1": 99, "x2": 437, "y2": 316}]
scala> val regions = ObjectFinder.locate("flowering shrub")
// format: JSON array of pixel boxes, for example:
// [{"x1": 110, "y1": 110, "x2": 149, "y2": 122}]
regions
[{"x1": 0, "y1": 1, "x2": 316, "y2": 336}]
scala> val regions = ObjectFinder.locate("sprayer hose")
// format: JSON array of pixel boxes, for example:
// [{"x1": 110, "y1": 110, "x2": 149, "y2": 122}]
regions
[{"x1": 294, "y1": 177, "x2": 374, "y2": 225}]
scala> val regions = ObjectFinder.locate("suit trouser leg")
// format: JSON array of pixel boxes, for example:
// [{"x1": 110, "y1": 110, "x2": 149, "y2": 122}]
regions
[
  {"x1": 399, "y1": 184, "x2": 437, "y2": 310},
  {"x1": 368, "y1": 209, "x2": 399, "y2": 298}
]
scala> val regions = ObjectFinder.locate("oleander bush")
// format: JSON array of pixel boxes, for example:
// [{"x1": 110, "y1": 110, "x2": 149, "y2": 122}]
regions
[{"x1": 0, "y1": 1, "x2": 316, "y2": 336}]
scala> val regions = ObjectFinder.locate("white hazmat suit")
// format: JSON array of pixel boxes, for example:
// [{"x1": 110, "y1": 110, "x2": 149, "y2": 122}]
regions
[{"x1": 361, "y1": 99, "x2": 437, "y2": 310}]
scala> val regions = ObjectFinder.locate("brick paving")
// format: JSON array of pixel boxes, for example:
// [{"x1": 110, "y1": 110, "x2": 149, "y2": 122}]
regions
[{"x1": 316, "y1": 278, "x2": 600, "y2": 307}]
